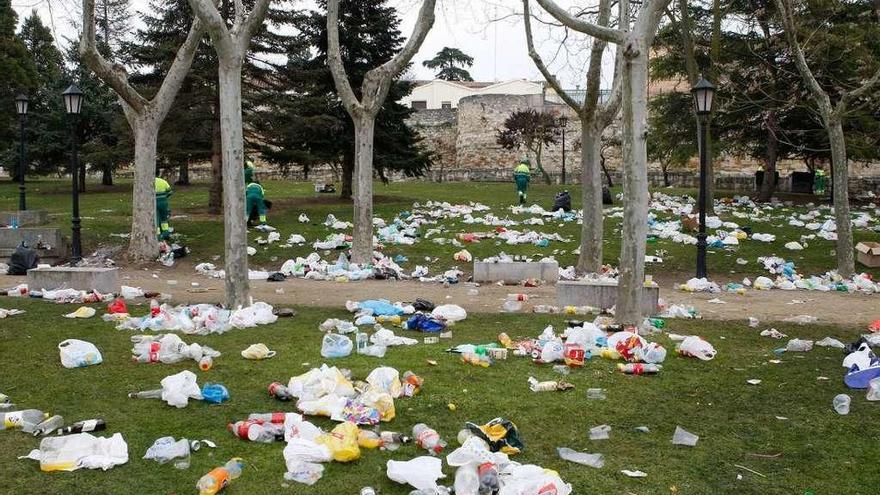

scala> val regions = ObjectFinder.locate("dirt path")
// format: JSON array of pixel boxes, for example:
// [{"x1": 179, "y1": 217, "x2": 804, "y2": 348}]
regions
[{"x1": 3, "y1": 268, "x2": 877, "y2": 327}]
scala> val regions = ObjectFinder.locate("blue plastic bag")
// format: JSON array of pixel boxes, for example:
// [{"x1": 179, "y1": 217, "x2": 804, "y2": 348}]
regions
[
  {"x1": 405, "y1": 314, "x2": 446, "y2": 333},
  {"x1": 201, "y1": 383, "x2": 229, "y2": 404},
  {"x1": 359, "y1": 299, "x2": 404, "y2": 316}
]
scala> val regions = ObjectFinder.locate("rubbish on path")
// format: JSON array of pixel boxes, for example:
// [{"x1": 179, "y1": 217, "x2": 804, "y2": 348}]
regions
[
  {"x1": 557, "y1": 447, "x2": 604, "y2": 468},
  {"x1": 64, "y1": 307, "x2": 96, "y2": 319},
  {"x1": 783, "y1": 315, "x2": 818, "y2": 325},
  {"x1": 386, "y1": 456, "x2": 446, "y2": 492},
  {"x1": 621, "y1": 469, "x2": 647, "y2": 478},
  {"x1": 832, "y1": 394, "x2": 851, "y2": 415},
  {"x1": 20, "y1": 432, "x2": 128, "y2": 471},
  {"x1": 671, "y1": 426, "x2": 699, "y2": 446},
  {"x1": 589, "y1": 425, "x2": 611, "y2": 440},
  {"x1": 241, "y1": 343, "x2": 276, "y2": 360},
  {"x1": 748, "y1": 317, "x2": 759, "y2": 327},
  {"x1": 58, "y1": 339, "x2": 102, "y2": 368},
  {"x1": 197, "y1": 457, "x2": 243, "y2": 495}
]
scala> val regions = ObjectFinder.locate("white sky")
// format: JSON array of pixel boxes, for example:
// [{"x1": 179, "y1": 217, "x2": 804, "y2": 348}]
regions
[{"x1": 12, "y1": 0, "x2": 613, "y2": 89}]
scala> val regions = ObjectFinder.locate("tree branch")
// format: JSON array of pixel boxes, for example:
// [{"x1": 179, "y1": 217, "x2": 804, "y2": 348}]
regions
[
  {"x1": 583, "y1": 0, "x2": 613, "y2": 116},
  {"x1": 773, "y1": 0, "x2": 833, "y2": 116},
  {"x1": 187, "y1": 0, "x2": 234, "y2": 56},
  {"x1": 536, "y1": 0, "x2": 626, "y2": 43},
  {"x1": 597, "y1": 0, "x2": 628, "y2": 124},
  {"x1": 523, "y1": 0, "x2": 582, "y2": 111},
  {"x1": 240, "y1": 0, "x2": 272, "y2": 47},
  {"x1": 326, "y1": 0, "x2": 363, "y2": 114},
  {"x1": 376, "y1": 0, "x2": 437, "y2": 78},
  {"x1": 839, "y1": 65, "x2": 880, "y2": 113},
  {"x1": 80, "y1": 0, "x2": 147, "y2": 113},
  {"x1": 153, "y1": 17, "x2": 206, "y2": 118}
]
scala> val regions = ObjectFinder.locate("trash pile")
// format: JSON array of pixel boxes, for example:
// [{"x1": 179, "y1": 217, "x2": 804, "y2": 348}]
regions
[{"x1": 113, "y1": 300, "x2": 277, "y2": 335}]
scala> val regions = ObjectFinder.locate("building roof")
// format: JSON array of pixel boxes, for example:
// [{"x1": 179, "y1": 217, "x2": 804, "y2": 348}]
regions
[{"x1": 409, "y1": 79, "x2": 544, "y2": 90}]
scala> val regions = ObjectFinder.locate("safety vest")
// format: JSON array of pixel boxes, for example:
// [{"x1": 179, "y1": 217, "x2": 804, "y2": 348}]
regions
[{"x1": 155, "y1": 177, "x2": 172, "y2": 199}]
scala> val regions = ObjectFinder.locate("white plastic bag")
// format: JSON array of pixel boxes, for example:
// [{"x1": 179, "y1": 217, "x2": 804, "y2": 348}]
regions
[
  {"x1": 432, "y1": 304, "x2": 467, "y2": 322},
  {"x1": 321, "y1": 334, "x2": 353, "y2": 358},
  {"x1": 387, "y1": 456, "x2": 446, "y2": 491},
  {"x1": 557, "y1": 447, "x2": 604, "y2": 468},
  {"x1": 143, "y1": 436, "x2": 190, "y2": 464},
  {"x1": 288, "y1": 365, "x2": 356, "y2": 401},
  {"x1": 160, "y1": 370, "x2": 203, "y2": 408},
  {"x1": 20, "y1": 432, "x2": 128, "y2": 472},
  {"x1": 676, "y1": 336, "x2": 717, "y2": 360},
  {"x1": 365, "y1": 367, "x2": 402, "y2": 398},
  {"x1": 58, "y1": 339, "x2": 103, "y2": 368}
]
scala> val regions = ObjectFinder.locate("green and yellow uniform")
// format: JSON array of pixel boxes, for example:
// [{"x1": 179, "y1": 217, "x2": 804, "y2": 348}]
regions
[
  {"x1": 514, "y1": 161, "x2": 531, "y2": 205},
  {"x1": 244, "y1": 160, "x2": 255, "y2": 185},
  {"x1": 155, "y1": 177, "x2": 173, "y2": 239},
  {"x1": 246, "y1": 182, "x2": 267, "y2": 225}
]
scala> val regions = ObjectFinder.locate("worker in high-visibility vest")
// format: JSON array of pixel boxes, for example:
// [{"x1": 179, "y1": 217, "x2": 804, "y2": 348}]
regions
[
  {"x1": 814, "y1": 169, "x2": 827, "y2": 195},
  {"x1": 155, "y1": 176, "x2": 173, "y2": 239},
  {"x1": 246, "y1": 181, "x2": 268, "y2": 226},
  {"x1": 514, "y1": 158, "x2": 532, "y2": 205},
  {"x1": 244, "y1": 159, "x2": 255, "y2": 185}
]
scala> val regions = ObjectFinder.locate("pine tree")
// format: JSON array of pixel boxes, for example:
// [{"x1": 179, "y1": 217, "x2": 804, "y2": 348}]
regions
[
  {"x1": 95, "y1": 0, "x2": 130, "y2": 53},
  {"x1": 422, "y1": 47, "x2": 474, "y2": 81},
  {"x1": 0, "y1": 0, "x2": 38, "y2": 180},
  {"x1": 252, "y1": 0, "x2": 432, "y2": 199},
  {"x1": 18, "y1": 11, "x2": 66, "y2": 175}
]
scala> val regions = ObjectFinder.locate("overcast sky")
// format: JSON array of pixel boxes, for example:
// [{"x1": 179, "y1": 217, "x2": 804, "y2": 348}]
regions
[{"x1": 12, "y1": 0, "x2": 612, "y2": 89}]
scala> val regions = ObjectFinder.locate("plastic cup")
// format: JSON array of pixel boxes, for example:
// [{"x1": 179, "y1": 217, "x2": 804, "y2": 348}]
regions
[{"x1": 833, "y1": 394, "x2": 851, "y2": 415}]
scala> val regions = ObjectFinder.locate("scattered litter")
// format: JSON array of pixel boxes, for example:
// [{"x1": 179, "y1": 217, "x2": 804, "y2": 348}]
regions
[
  {"x1": 58, "y1": 339, "x2": 102, "y2": 368},
  {"x1": 64, "y1": 307, "x2": 96, "y2": 319},
  {"x1": 20, "y1": 433, "x2": 128, "y2": 471},
  {"x1": 621, "y1": 469, "x2": 647, "y2": 478},
  {"x1": 832, "y1": 394, "x2": 851, "y2": 415},
  {"x1": 815, "y1": 337, "x2": 845, "y2": 349},
  {"x1": 671, "y1": 426, "x2": 699, "y2": 446},
  {"x1": 557, "y1": 447, "x2": 604, "y2": 468},
  {"x1": 746, "y1": 379, "x2": 762, "y2": 385},
  {"x1": 589, "y1": 424, "x2": 611, "y2": 441}
]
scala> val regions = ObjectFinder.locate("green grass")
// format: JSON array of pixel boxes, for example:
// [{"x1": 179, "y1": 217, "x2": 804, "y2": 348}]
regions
[
  {"x1": 2, "y1": 179, "x2": 879, "y2": 280},
  {"x1": 0, "y1": 298, "x2": 877, "y2": 494}
]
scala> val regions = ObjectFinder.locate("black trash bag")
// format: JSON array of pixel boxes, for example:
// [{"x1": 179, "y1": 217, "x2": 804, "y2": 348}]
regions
[
  {"x1": 413, "y1": 298, "x2": 435, "y2": 311},
  {"x1": 172, "y1": 245, "x2": 189, "y2": 259},
  {"x1": 267, "y1": 272, "x2": 286, "y2": 282},
  {"x1": 552, "y1": 191, "x2": 572, "y2": 212},
  {"x1": 602, "y1": 186, "x2": 613, "y2": 205},
  {"x1": 8, "y1": 243, "x2": 39, "y2": 275}
]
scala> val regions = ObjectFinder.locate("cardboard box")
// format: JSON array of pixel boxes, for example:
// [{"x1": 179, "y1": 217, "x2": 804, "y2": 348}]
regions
[{"x1": 855, "y1": 242, "x2": 880, "y2": 268}]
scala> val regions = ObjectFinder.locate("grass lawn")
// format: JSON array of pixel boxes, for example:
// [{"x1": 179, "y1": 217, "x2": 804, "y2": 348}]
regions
[
  {"x1": 1, "y1": 179, "x2": 878, "y2": 281},
  {"x1": 0, "y1": 298, "x2": 877, "y2": 494}
]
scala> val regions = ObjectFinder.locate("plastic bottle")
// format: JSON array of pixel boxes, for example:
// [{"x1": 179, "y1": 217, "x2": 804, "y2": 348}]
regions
[
  {"x1": 199, "y1": 355, "x2": 213, "y2": 371},
  {"x1": 268, "y1": 382, "x2": 294, "y2": 401},
  {"x1": 380, "y1": 430, "x2": 411, "y2": 450},
  {"x1": 128, "y1": 389, "x2": 163, "y2": 399},
  {"x1": 360, "y1": 488, "x2": 377, "y2": 495},
  {"x1": 355, "y1": 332, "x2": 369, "y2": 354},
  {"x1": 150, "y1": 299, "x2": 160, "y2": 317},
  {"x1": 197, "y1": 458, "x2": 244, "y2": 495},
  {"x1": 413, "y1": 423, "x2": 446, "y2": 455},
  {"x1": 0, "y1": 409, "x2": 47, "y2": 431},
  {"x1": 247, "y1": 412, "x2": 286, "y2": 424},
  {"x1": 402, "y1": 371, "x2": 423, "y2": 396},
  {"x1": 57, "y1": 419, "x2": 106, "y2": 435},
  {"x1": 32, "y1": 415, "x2": 64, "y2": 436},
  {"x1": 477, "y1": 462, "x2": 500, "y2": 495},
  {"x1": 617, "y1": 363, "x2": 662, "y2": 375},
  {"x1": 507, "y1": 293, "x2": 528, "y2": 302},
  {"x1": 454, "y1": 464, "x2": 480, "y2": 495}
]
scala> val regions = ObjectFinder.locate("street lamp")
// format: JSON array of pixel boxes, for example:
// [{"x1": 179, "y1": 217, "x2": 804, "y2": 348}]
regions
[
  {"x1": 63, "y1": 84, "x2": 84, "y2": 265},
  {"x1": 14, "y1": 94, "x2": 28, "y2": 211},
  {"x1": 691, "y1": 76, "x2": 716, "y2": 279},
  {"x1": 559, "y1": 116, "x2": 568, "y2": 185}
]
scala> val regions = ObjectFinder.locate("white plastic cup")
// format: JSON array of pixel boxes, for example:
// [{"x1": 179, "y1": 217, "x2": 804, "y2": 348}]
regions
[{"x1": 833, "y1": 394, "x2": 851, "y2": 415}]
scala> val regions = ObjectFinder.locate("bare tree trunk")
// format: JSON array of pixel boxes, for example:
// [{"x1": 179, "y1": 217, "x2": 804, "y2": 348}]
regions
[
  {"x1": 218, "y1": 60, "x2": 250, "y2": 307},
  {"x1": 616, "y1": 42, "x2": 651, "y2": 325},
  {"x1": 177, "y1": 161, "x2": 190, "y2": 185},
  {"x1": 535, "y1": 145, "x2": 551, "y2": 185},
  {"x1": 129, "y1": 122, "x2": 160, "y2": 260},
  {"x1": 578, "y1": 121, "x2": 604, "y2": 274},
  {"x1": 758, "y1": 111, "x2": 778, "y2": 202},
  {"x1": 600, "y1": 150, "x2": 614, "y2": 187},
  {"x1": 209, "y1": 95, "x2": 223, "y2": 214},
  {"x1": 102, "y1": 166, "x2": 113, "y2": 185},
  {"x1": 662, "y1": 163, "x2": 671, "y2": 187},
  {"x1": 351, "y1": 115, "x2": 375, "y2": 263},
  {"x1": 828, "y1": 118, "x2": 854, "y2": 277}
]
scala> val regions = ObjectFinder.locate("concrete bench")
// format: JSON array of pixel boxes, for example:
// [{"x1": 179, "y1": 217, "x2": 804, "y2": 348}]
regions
[
  {"x1": 557, "y1": 280, "x2": 660, "y2": 316},
  {"x1": 0, "y1": 210, "x2": 47, "y2": 227},
  {"x1": 0, "y1": 227, "x2": 68, "y2": 263},
  {"x1": 27, "y1": 267, "x2": 120, "y2": 293},
  {"x1": 473, "y1": 260, "x2": 559, "y2": 284}
]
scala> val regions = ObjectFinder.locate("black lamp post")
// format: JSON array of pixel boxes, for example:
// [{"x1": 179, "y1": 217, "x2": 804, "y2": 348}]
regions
[
  {"x1": 14, "y1": 94, "x2": 28, "y2": 211},
  {"x1": 691, "y1": 76, "x2": 716, "y2": 279},
  {"x1": 63, "y1": 84, "x2": 84, "y2": 265},
  {"x1": 559, "y1": 116, "x2": 568, "y2": 185}
]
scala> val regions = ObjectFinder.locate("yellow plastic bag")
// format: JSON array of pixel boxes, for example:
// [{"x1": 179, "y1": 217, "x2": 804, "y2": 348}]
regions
[
  {"x1": 316, "y1": 422, "x2": 360, "y2": 462},
  {"x1": 360, "y1": 390, "x2": 396, "y2": 422}
]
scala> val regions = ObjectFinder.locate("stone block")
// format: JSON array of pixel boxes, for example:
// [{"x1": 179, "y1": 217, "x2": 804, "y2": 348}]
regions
[
  {"x1": 557, "y1": 280, "x2": 660, "y2": 316},
  {"x1": 27, "y1": 267, "x2": 119, "y2": 293},
  {"x1": 0, "y1": 227, "x2": 67, "y2": 261},
  {"x1": 473, "y1": 260, "x2": 559, "y2": 284},
  {"x1": 0, "y1": 210, "x2": 48, "y2": 226}
]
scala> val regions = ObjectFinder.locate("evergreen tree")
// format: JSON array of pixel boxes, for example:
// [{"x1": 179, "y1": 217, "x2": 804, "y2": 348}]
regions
[
  {"x1": 422, "y1": 47, "x2": 474, "y2": 81},
  {"x1": 0, "y1": 0, "x2": 37, "y2": 180},
  {"x1": 253, "y1": 0, "x2": 432, "y2": 198},
  {"x1": 18, "y1": 11, "x2": 66, "y2": 175},
  {"x1": 95, "y1": 0, "x2": 130, "y2": 53}
]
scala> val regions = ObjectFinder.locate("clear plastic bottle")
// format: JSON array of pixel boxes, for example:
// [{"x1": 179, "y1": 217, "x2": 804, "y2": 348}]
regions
[
  {"x1": 412, "y1": 423, "x2": 446, "y2": 455},
  {"x1": 454, "y1": 464, "x2": 480, "y2": 495},
  {"x1": 0, "y1": 409, "x2": 47, "y2": 431},
  {"x1": 267, "y1": 382, "x2": 293, "y2": 401},
  {"x1": 199, "y1": 355, "x2": 213, "y2": 371},
  {"x1": 360, "y1": 488, "x2": 377, "y2": 495},
  {"x1": 197, "y1": 458, "x2": 244, "y2": 495},
  {"x1": 617, "y1": 363, "x2": 662, "y2": 375},
  {"x1": 128, "y1": 389, "x2": 163, "y2": 399},
  {"x1": 150, "y1": 299, "x2": 160, "y2": 317},
  {"x1": 247, "y1": 412, "x2": 286, "y2": 424},
  {"x1": 57, "y1": 419, "x2": 106, "y2": 435},
  {"x1": 32, "y1": 415, "x2": 64, "y2": 436},
  {"x1": 380, "y1": 431, "x2": 410, "y2": 450},
  {"x1": 477, "y1": 462, "x2": 500, "y2": 494},
  {"x1": 355, "y1": 332, "x2": 369, "y2": 353}
]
